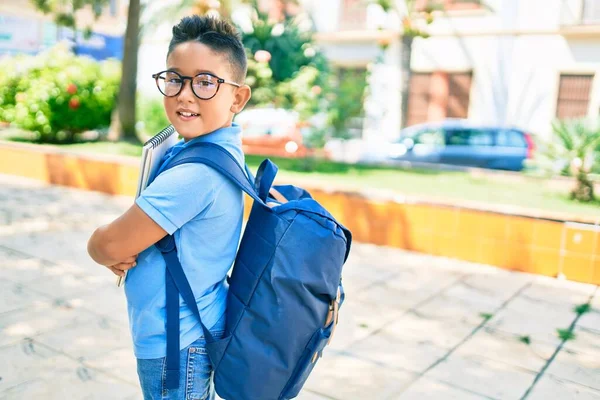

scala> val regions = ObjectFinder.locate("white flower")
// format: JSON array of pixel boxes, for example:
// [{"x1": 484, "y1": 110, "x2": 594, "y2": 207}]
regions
[{"x1": 272, "y1": 23, "x2": 285, "y2": 37}]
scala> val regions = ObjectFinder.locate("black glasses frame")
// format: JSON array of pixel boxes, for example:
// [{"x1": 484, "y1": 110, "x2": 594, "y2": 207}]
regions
[{"x1": 152, "y1": 70, "x2": 241, "y2": 100}]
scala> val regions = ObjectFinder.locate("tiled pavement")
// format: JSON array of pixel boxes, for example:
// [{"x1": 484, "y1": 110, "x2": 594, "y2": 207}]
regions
[{"x1": 0, "y1": 174, "x2": 599, "y2": 399}]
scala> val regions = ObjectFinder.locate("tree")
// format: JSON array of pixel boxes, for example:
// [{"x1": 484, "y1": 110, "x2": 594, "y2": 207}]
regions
[
  {"x1": 532, "y1": 119, "x2": 600, "y2": 202},
  {"x1": 31, "y1": 0, "x2": 142, "y2": 142},
  {"x1": 31, "y1": 0, "x2": 110, "y2": 41},
  {"x1": 109, "y1": 0, "x2": 141, "y2": 142},
  {"x1": 369, "y1": 0, "x2": 441, "y2": 128}
]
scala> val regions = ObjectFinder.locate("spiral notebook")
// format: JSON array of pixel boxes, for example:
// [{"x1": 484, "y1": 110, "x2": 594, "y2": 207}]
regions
[{"x1": 117, "y1": 125, "x2": 180, "y2": 287}]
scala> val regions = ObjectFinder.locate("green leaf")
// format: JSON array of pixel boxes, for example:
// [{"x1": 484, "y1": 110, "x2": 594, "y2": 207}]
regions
[
  {"x1": 557, "y1": 328, "x2": 576, "y2": 341},
  {"x1": 573, "y1": 303, "x2": 592, "y2": 315}
]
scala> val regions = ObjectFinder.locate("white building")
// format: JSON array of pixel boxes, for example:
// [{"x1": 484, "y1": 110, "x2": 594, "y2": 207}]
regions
[{"x1": 305, "y1": 0, "x2": 600, "y2": 140}]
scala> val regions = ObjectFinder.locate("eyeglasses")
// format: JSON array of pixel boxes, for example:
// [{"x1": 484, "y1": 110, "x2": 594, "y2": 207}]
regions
[{"x1": 152, "y1": 70, "x2": 241, "y2": 100}]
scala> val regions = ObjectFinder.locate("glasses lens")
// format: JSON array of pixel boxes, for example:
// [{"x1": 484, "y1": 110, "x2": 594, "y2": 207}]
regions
[
  {"x1": 157, "y1": 71, "x2": 182, "y2": 97},
  {"x1": 192, "y1": 74, "x2": 218, "y2": 99}
]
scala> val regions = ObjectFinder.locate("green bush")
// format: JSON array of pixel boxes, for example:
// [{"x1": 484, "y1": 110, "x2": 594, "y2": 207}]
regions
[
  {"x1": 136, "y1": 97, "x2": 170, "y2": 137},
  {"x1": 0, "y1": 44, "x2": 120, "y2": 143}
]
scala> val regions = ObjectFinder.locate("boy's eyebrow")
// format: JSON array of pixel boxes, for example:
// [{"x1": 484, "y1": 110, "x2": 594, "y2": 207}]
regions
[{"x1": 166, "y1": 67, "x2": 220, "y2": 76}]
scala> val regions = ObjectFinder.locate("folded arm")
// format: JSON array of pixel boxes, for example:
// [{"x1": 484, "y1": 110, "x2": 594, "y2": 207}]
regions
[{"x1": 87, "y1": 204, "x2": 168, "y2": 268}]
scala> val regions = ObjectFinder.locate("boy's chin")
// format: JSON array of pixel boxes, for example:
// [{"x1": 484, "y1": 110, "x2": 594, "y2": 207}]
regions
[{"x1": 173, "y1": 124, "x2": 206, "y2": 140}]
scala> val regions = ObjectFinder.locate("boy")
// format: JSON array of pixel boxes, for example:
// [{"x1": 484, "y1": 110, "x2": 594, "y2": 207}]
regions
[{"x1": 87, "y1": 15, "x2": 251, "y2": 400}]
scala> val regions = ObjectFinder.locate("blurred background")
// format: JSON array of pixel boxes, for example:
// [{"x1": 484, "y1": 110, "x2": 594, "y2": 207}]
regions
[
  {"x1": 1, "y1": 2, "x2": 600, "y2": 399},
  {"x1": 1, "y1": 0, "x2": 600, "y2": 214}
]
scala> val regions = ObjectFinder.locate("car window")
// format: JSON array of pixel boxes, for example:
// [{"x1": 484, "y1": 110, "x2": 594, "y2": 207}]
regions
[
  {"x1": 446, "y1": 129, "x2": 493, "y2": 146},
  {"x1": 413, "y1": 128, "x2": 445, "y2": 146},
  {"x1": 496, "y1": 129, "x2": 526, "y2": 147}
]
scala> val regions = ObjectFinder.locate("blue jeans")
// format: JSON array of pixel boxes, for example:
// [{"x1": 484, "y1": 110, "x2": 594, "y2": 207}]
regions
[{"x1": 137, "y1": 316, "x2": 225, "y2": 400}]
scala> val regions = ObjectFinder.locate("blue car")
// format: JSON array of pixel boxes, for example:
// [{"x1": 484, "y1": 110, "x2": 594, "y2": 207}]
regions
[{"x1": 387, "y1": 120, "x2": 536, "y2": 171}]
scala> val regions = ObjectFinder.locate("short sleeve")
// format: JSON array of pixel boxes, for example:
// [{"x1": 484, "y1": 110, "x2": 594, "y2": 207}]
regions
[{"x1": 136, "y1": 164, "x2": 215, "y2": 235}]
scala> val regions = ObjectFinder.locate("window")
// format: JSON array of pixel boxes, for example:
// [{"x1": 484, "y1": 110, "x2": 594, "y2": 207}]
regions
[
  {"x1": 406, "y1": 73, "x2": 432, "y2": 127},
  {"x1": 556, "y1": 74, "x2": 594, "y2": 119},
  {"x1": 496, "y1": 130, "x2": 526, "y2": 148},
  {"x1": 406, "y1": 71, "x2": 472, "y2": 127},
  {"x1": 413, "y1": 128, "x2": 445, "y2": 146},
  {"x1": 447, "y1": 72, "x2": 472, "y2": 118},
  {"x1": 446, "y1": 129, "x2": 493, "y2": 146}
]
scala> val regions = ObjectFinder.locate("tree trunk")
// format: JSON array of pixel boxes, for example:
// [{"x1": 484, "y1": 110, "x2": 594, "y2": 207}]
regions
[
  {"x1": 571, "y1": 170, "x2": 595, "y2": 202},
  {"x1": 109, "y1": 0, "x2": 141, "y2": 142},
  {"x1": 400, "y1": 34, "x2": 413, "y2": 129}
]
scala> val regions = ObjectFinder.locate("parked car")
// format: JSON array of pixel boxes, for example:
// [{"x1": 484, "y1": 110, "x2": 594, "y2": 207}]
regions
[
  {"x1": 234, "y1": 108, "x2": 310, "y2": 158},
  {"x1": 387, "y1": 119, "x2": 536, "y2": 171}
]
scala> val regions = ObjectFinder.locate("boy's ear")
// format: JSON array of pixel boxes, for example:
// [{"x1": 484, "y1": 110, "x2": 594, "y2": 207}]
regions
[{"x1": 230, "y1": 84, "x2": 252, "y2": 114}]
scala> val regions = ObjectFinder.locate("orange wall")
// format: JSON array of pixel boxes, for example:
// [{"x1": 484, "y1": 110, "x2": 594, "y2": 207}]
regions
[{"x1": 2, "y1": 142, "x2": 598, "y2": 285}]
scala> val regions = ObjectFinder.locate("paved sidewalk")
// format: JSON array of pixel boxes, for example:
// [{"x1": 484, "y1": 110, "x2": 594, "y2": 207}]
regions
[{"x1": 0, "y1": 174, "x2": 599, "y2": 400}]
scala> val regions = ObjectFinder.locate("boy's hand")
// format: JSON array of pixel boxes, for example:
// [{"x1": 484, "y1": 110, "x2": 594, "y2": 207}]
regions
[{"x1": 106, "y1": 255, "x2": 137, "y2": 277}]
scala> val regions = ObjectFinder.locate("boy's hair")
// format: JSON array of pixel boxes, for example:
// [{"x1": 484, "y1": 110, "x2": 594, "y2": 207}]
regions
[{"x1": 168, "y1": 15, "x2": 247, "y2": 83}]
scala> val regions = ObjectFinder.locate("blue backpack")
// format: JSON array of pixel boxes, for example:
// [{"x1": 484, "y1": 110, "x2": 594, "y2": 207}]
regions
[{"x1": 154, "y1": 141, "x2": 352, "y2": 400}]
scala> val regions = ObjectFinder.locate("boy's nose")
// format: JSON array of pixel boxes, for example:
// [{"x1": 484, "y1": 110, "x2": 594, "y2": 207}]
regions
[{"x1": 177, "y1": 79, "x2": 196, "y2": 101}]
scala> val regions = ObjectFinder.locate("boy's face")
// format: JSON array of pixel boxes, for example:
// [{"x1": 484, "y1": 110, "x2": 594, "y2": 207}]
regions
[{"x1": 164, "y1": 41, "x2": 251, "y2": 140}]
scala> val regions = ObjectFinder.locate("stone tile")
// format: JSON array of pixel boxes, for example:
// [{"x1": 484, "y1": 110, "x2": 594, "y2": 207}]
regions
[
  {"x1": 424, "y1": 353, "x2": 536, "y2": 400},
  {"x1": 303, "y1": 353, "x2": 418, "y2": 399},
  {"x1": 0, "y1": 279, "x2": 50, "y2": 315},
  {"x1": 381, "y1": 266, "x2": 462, "y2": 300},
  {"x1": 577, "y1": 309, "x2": 600, "y2": 334},
  {"x1": 295, "y1": 390, "x2": 331, "y2": 400},
  {"x1": 0, "y1": 254, "x2": 62, "y2": 285},
  {"x1": 486, "y1": 295, "x2": 577, "y2": 346},
  {"x1": 412, "y1": 292, "x2": 497, "y2": 327},
  {"x1": 527, "y1": 374, "x2": 600, "y2": 400},
  {"x1": 345, "y1": 328, "x2": 448, "y2": 373},
  {"x1": 84, "y1": 347, "x2": 139, "y2": 386},
  {"x1": 394, "y1": 377, "x2": 492, "y2": 400},
  {"x1": 25, "y1": 271, "x2": 113, "y2": 300},
  {"x1": 0, "y1": 301, "x2": 96, "y2": 347},
  {"x1": 383, "y1": 312, "x2": 476, "y2": 350},
  {"x1": 67, "y1": 289, "x2": 130, "y2": 326},
  {"x1": 461, "y1": 268, "x2": 534, "y2": 296},
  {"x1": 0, "y1": 364, "x2": 138, "y2": 400},
  {"x1": 0, "y1": 230, "x2": 104, "y2": 277},
  {"x1": 341, "y1": 261, "x2": 397, "y2": 294},
  {"x1": 522, "y1": 276, "x2": 596, "y2": 311},
  {"x1": 33, "y1": 315, "x2": 131, "y2": 361},
  {"x1": 545, "y1": 347, "x2": 600, "y2": 391},
  {"x1": 354, "y1": 273, "x2": 453, "y2": 313},
  {"x1": 327, "y1": 293, "x2": 405, "y2": 351},
  {"x1": 454, "y1": 328, "x2": 555, "y2": 373},
  {"x1": 0, "y1": 338, "x2": 64, "y2": 389},
  {"x1": 563, "y1": 327, "x2": 600, "y2": 356}
]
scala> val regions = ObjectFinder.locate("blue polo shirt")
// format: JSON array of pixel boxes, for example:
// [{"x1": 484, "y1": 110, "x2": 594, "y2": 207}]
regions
[{"x1": 125, "y1": 124, "x2": 245, "y2": 359}]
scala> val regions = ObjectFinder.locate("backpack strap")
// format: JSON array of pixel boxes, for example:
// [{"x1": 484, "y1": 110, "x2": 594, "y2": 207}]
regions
[
  {"x1": 164, "y1": 142, "x2": 266, "y2": 204},
  {"x1": 156, "y1": 142, "x2": 267, "y2": 390}
]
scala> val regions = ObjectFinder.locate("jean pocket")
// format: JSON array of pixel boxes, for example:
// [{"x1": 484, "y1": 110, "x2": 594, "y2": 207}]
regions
[{"x1": 185, "y1": 344, "x2": 213, "y2": 400}]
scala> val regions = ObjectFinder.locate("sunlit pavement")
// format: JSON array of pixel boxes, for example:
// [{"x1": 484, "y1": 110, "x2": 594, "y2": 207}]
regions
[{"x1": 1, "y1": 173, "x2": 599, "y2": 399}]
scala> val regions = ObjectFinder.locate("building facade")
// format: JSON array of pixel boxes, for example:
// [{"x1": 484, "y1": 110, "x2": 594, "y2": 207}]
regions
[{"x1": 306, "y1": 0, "x2": 600, "y2": 140}]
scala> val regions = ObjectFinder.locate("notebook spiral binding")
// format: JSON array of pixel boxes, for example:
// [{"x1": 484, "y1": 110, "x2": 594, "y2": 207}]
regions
[{"x1": 146, "y1": 125, "x2": 176, "y2": 148}]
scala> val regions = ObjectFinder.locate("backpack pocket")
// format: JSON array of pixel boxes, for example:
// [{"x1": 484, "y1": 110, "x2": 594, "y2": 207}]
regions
[{"x1": 280, "y1": 323, "x2": 334, "y2": 400}]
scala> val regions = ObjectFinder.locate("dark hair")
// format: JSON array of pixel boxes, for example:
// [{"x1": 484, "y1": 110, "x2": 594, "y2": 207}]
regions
[{"x1": 168, "y1": 15, "x2": 247, "y2": 82}]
